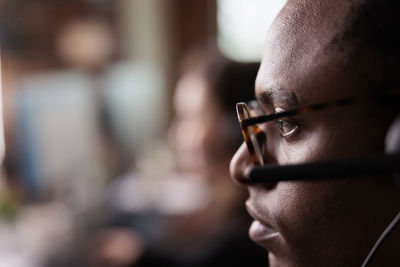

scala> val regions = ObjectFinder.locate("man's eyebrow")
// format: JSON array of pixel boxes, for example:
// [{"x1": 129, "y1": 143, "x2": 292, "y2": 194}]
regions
[{"x1": 258, "y1": 88, "x2": 300, "y2": 108}]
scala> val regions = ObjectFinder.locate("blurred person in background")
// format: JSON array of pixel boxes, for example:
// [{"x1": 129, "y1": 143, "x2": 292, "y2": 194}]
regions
[
  {"x1": 91, "y1": 48, "x2": 267, "y2": 267},
  {"x1": 131, "y1": 48, "x2": 267, "y2": 267}
]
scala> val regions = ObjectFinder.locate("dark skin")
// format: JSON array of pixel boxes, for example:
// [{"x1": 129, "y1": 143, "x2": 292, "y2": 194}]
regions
[{"x1": 230, "y1": 0, "x2": 400, "y2": 266}]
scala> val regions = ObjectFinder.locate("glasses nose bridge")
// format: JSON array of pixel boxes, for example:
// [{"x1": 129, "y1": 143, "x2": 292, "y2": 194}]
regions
[
  {"x1": 237, "y1": 101, "x2": 269, "y2": 166},
  {"x1": 250, "y1": 123, "x2": 268, "y2": 165},
  {"x1": 253, "y1": 123, "x2": 267, "y2": 143}
]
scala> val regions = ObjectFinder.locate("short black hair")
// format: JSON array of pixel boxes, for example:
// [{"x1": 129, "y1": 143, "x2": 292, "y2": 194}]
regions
[{"x1": 332, "y1": 0, "x2": 400, "y2": 92}]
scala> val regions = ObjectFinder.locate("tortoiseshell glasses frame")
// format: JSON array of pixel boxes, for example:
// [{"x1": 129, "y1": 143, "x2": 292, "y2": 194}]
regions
[{"x1": 236, "y1": 96, "x2": 357, "y2": 166}]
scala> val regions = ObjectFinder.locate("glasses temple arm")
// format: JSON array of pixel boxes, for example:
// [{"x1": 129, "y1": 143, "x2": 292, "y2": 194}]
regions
[
  {"x1": 241, "y1": 97, "x2": 357, "y2": 127},
  {"x1": 241, "y1": 109, "x2": 298, "y2": 127}
]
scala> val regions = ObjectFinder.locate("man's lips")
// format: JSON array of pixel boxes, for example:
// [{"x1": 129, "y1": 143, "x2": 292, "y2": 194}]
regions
[{"x1": 246, "y1": 202, "x2": 280, "y2": 243}]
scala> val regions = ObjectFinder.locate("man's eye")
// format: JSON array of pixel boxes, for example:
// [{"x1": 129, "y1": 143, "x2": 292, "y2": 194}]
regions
[{"x1": 278, "y1": 120, "x2": 298, "y2": 137}]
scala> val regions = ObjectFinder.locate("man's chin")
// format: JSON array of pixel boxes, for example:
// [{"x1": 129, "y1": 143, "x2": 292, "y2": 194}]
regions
[
  {"x1": 268, "y1": 253, "x2": 290, "y2": 267},
  {"x1": 268, "y1": 253, "x2": 280, "y2": 267}
]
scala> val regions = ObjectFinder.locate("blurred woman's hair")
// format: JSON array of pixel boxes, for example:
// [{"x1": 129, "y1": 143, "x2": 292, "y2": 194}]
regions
[{"x1": 178, "y1": 48, "x2": 260, "y2": 153}]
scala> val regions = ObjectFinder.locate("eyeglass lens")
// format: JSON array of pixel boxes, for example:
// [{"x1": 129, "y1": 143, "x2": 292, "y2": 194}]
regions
[{"x1": 237, "y1": 102, "x2": 265, "y2": 165}]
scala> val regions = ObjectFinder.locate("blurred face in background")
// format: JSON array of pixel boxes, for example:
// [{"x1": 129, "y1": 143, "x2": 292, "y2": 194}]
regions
[
  {"x1": 171, "y1": 70, "x2": 223, "y2": 177},
  {"x1": 230, "y1": 0, "x2": 399, "y2": 266}
]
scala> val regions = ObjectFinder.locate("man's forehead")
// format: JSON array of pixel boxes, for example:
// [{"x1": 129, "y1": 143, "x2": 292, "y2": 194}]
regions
[
  {"x1": 265, "y1": 0, "x2": 354, "y2": 69},
  {"x1": 255, "y1": 0, "x2": 359, "y2": 106}
]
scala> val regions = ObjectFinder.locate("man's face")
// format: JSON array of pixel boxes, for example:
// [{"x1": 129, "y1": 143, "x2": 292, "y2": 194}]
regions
[{"x1": 230, "y1": 0, "x2": 396, "y2": 266}]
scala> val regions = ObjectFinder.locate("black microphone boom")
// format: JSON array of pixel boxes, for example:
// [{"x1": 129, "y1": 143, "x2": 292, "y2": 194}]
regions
[{"x1": 249, "y1": 153, "x2": 400, "y2": 183}]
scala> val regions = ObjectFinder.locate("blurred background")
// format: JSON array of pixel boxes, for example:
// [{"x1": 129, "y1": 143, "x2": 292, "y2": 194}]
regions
[{"x1": 0, "y1": 0, "x2": 286, "y2": 266}]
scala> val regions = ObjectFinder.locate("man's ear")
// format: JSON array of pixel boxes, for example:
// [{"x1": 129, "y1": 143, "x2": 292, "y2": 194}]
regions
[{"x1": 385, "y1": 115, "x2": 400, "y2": 187}]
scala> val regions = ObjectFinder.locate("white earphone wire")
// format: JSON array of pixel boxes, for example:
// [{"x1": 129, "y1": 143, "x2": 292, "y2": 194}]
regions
[{"x1": 361, "y1": 210, "x2": 400, "y2": 267}]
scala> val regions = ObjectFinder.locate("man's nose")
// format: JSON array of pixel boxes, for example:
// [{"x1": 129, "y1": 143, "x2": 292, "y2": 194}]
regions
[
  {"x1": 230, "y1": 142, "x2": 277, "y2": 189},
  {"x1": 229, "y1": 142, "x2": 255, "y2": 185}
]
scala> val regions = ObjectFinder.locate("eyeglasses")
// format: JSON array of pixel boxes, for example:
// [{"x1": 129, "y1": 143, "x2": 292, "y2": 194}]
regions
[
  {"x1": 236, "y1": 96, "x2": 356, "y2": 165},
  {"x1": 235, "y1": 95, "x2": 400, "y2": 183}
]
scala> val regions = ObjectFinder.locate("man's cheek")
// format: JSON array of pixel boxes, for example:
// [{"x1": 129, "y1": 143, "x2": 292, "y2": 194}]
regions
[
  {"x1": 272, "y1": 183, "x2": 313, "y2": 231},
  {"x1": 278, "y1": 129, "x2": 325, "y2": 164}
]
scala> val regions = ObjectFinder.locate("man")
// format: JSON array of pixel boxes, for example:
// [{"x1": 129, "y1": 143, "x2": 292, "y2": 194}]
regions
[{"x1": 230, "y1": 0, "x2": 400, "y2": 266}]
